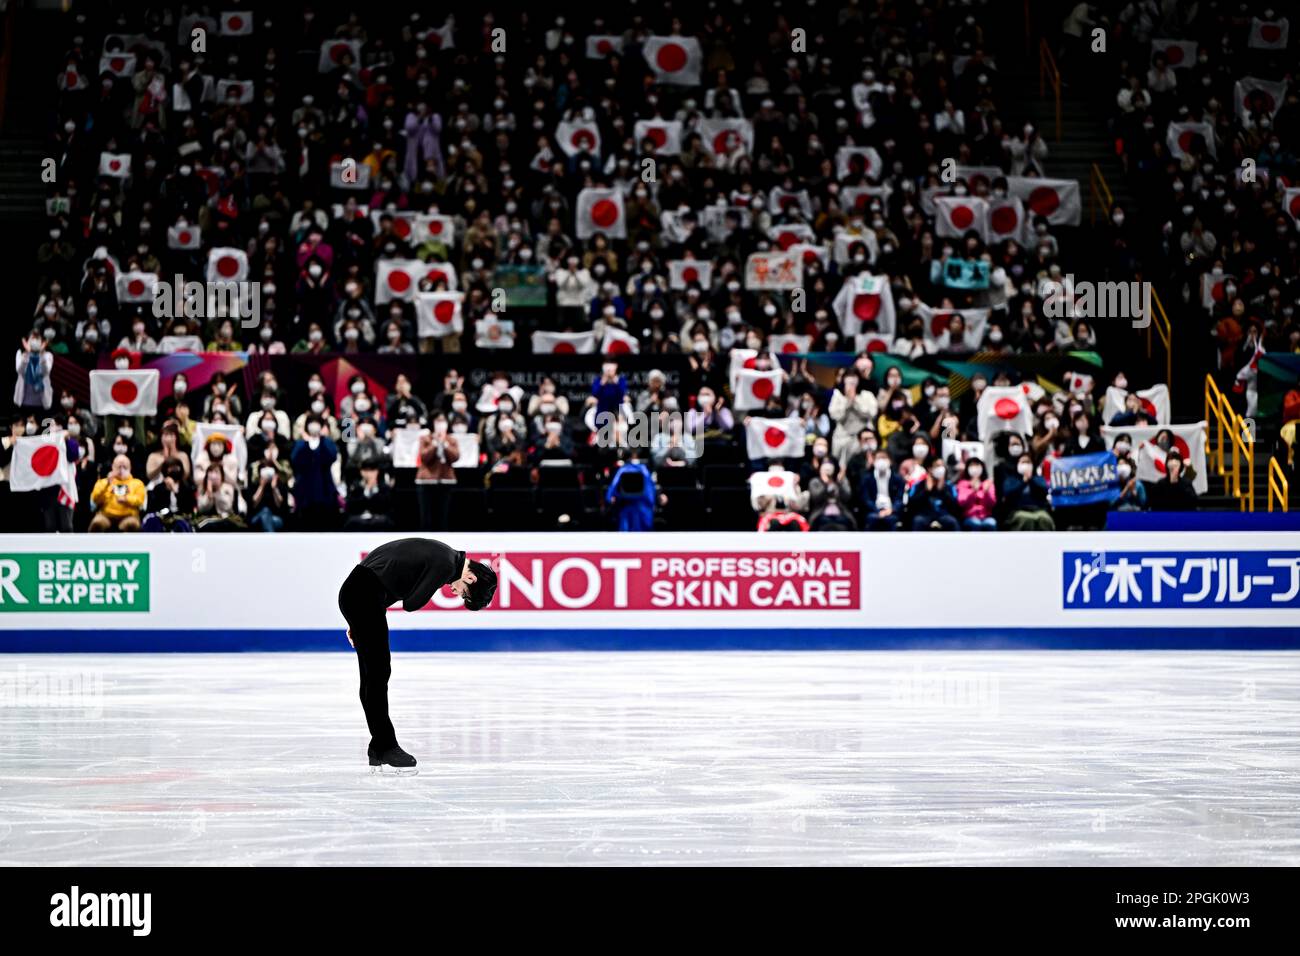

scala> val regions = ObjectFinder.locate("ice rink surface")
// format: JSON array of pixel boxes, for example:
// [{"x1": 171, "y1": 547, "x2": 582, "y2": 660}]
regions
[{"x1": 0, "y1": 651, "x2": 1297, "y2": 866}]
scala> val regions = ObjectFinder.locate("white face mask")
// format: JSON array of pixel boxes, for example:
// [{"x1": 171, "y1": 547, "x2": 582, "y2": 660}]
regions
[
  {"x1": 1018, "y1": 462, "x2": 1033, "y2": 478},
  {"x1": 931, "y1": 466, "x2": 946, "y2": 481},
  {"x1": 912, "y1": 444, "x2": 928, "y2": 459},
  {"x1": 1117, "y1": 464, "x2": 1132, "y2": 480}
]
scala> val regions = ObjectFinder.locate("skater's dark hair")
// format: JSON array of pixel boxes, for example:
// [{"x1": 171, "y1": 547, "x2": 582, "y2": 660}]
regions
[{"x1": 463, "y1": 559, "x2": 497, "y2": 611}]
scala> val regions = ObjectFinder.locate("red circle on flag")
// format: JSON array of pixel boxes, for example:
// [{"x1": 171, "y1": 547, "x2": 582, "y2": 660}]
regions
[
  {"x1": 553, "y1": 342, "x2": 576, "y2": 354},
  {"x1": 646, "y1": 127, "x2": 667, "y2": 148},
  {"x1": 682, "y1": 266, "x2": 699, "y2": 283},
  {"x1": 571, "y1": 129, "x2": 596, "y2": 150},
  {"x1": 425, "y1": 269, "x2": 448, "y2": 286},
  {"x1": 864, "y1": 337, "x2": 887, "y2": 352},
  {"x1": 110, "y1": 379, "x2": 138, "y2": 405},
  {"x1": 930, "y1": 312, "x2": 951, "y2": 337},
  {"x1": 1027, "y1": 186, "x2": 1060, "y2": 217},
  {"x1": 387, "y1": 269, "x2": 412, "y2": 293},
  {"x1": 433, "y1": 300, "x2": 456, "y2": 324},
  {"x1": 1261, "y1": 24, "x2": 1282, "y2": 43},
  {"x1": 994, "y1": 397, "x2": 1021, "y2": 419},
  {"x1": 1289, "y1": 195, "x2": 1300, "y2": 219},
  {"x1": 607, "y1": 338, "x2": 632, "y2": 355},
  {"x1": 590, "y1": 199, "x2": 619, "y2": 228},
  {"x1": 776, "y1": 230, "x2": 798, "y2": 250},
  {"x1": 596, "y1": 39, "x2": 614, "y2": 55},
  {"x1": 950, "y1": 204, "x2": 975, "y2": 229},
  {"x1": 127, "y1": 278, "x2": 145, "y2": 297},
  {"x1": 656, "y1": 42, "x2": 688, "y2": 73},
  {"x1": 110, "y1": 57, "x2": 126, "y2": 72},
  {"x1": 801, "y1": 248, "x2": 820, "y2": 263},
  {"x1": 394, "y1": 218, "x2": 411, "y2": 238},
  {"x1": 1210, "y1": 280, "x2": 1225, "y2": 302},
  {"x1": 780, "y1": 340, "x2": 800, "y2": 353},
  {"x1": 990, "y1": 206, "x2": 1019, "y2": 234},
  {"x1": 1163, "y1": 44, "x2": 1184, "y2": 65},
  {"x1": 766, "y1": 475, "x2": 785, "y2": 487},
  {"x1": 1140, "y1": 397, "x2": 1158, "y2": 418},
  {"x1": 1177, "y1": 130, "x2": 1196, "y2": 152},
  {"x1": 330, "y1": 43, "x2": 351, "y2": 64},
  {"x1": 216, "y1": 255, "x2": 241, "y2": 278},
  {"x1": 109, "y1": 159, "x2": 122, "y2": 172},
  {"x1": 428, "y1": 219, "x2": 444, "y2": 235},
  {"x1": 31, "y1": 445, "x2": 60, "y2": 477},
  {"x1": 751, "y1": 377, "x2": 775, "y2": 400},
  {"x1": 853, "y1": 293, "x2": 882, "y2": 321},
  {"x1": 178, "y1": 230, "x2": 192, "y2": 245},
  {"x1": 712, "y1": 131, "x2": 738, "y2": 154},
  {"x1": 228, "y1": 15, "x2": 245, "y2": 31},
  {"x1": 65, "y1": 71, "x2": 77, "y2": 86},
  {"x1": 763, "y1": 427, "x2": 786, "y2": 448}
]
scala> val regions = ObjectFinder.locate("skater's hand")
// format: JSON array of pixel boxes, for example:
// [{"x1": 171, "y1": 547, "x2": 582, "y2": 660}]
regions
[{"x1": 346, "y1": 628, "x2": 354, "y2": 648}]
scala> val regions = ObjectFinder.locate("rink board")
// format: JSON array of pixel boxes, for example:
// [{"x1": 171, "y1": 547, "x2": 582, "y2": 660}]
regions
[{"x1": 0, "y1": 532, "x2": 1296, "y2": 650}]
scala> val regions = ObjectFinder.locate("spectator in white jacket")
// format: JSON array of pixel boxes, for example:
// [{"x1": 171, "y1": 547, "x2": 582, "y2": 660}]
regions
[
  {"x1": 828, "y1": 369, "x2": 879, "y2": 466},
  {"x1": 15, "y1": 335, "x2": 54, "y2": 411},
  {"x1": 551, "y1": 253, "x2": 597, "y2": 325}
]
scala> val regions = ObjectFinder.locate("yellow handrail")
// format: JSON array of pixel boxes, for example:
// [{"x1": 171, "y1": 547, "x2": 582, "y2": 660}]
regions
[
  {"x1": 1090, "y1": 162, "x2": 1172, "y2": 392},
  {"x1": 1204, "y1": 374, "x2": 1255, "y2": 512},
  {"x1": 1038, "y1": 38, "x2": 1062, "y2": 143},
  {"x1": 1268, "y1": 457, "x2": 1289, "y2": 513}
]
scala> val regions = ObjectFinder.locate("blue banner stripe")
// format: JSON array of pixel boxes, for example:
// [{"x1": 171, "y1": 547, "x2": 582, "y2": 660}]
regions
[{"x1": 2, "y1": 628, "x2": 1299, "y2": 652}]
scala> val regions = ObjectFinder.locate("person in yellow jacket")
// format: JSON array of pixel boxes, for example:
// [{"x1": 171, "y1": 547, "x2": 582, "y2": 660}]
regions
[{"x1": 89, "y1": 454, "x2": 147, "y2": 532}]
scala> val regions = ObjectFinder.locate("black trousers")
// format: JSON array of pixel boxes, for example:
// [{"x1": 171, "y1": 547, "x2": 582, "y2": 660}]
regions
[{"x1": 337, "y1": 564, "x2": 398, "y2": 751}]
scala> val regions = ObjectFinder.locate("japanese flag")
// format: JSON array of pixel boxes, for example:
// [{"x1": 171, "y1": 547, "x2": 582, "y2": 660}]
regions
[
  {"x1": 1248, "y1": 17, "x2": 1289, "y2": 50},
  {"x1": 790, "y1": 243, "x2": 829, "y2": 269},
  {"x1": 318, "y1": 39, "x2": 362, "y2": 73},
  {"x1": 934, "y1": 196, "x2": 989, "y2": 240},
  {"x1": 748, "y1": 468, "x2": 801, "y2": 508},
  {"x1": 1102, "y1": 384, "x2": 1171, "y2": 425},
  {"x1": 413, "y1": 213, "x2": 456, "y2": 245},
  {"x1": 698, "y1": 119, "x2": 754, "y2": 157},
  {"x1": 531, "y1": 330, "x2": 597, "y2": 354},
  {"x1": 835, "y1": 146, "x2": 883, "y2": 180},
  {"x1": 424, "y1": 19, "x2": 455, "y2": 51},
  {"x1": 768, "y1": 334, "x2": 811, "y2": 355},
  {"x1": 375, "y1": 259, "x2": 424, "y2": 304},
  {"x1": 769, "y1": 187, "x2": 812, "y2": 218},
  {"x1": 576, "y1": 188, "x2": 626, "y2": 240},
  {"x1": 421, "y1": 261, "x2": 458, "y2": 291},
  {"x1": 832, "y1": 272, "x2": 896, "y2": 338},
  {"x1": 601, "y1": 327, "x2": 639, "y2": 355},
  {"x1": 1234, "y1": 77, "x2": 1287, "y2": 122},
  {"x1": 1103, "y1": 423, "x2": 1209, "y2": 494},
  {"x1": 90, "y1": 368, "x2": 160, "y2": 416},
  {"x1": 414, "y1": 292, "x2": 463, "y2": 338},
  {"x1": 1166, "y1": 121, "x2": 1215, "y2": 159},
  {"x1": 633, "y1": 120, "x2": 682, "y2": 154},
  {"x1": 330, "y1": 160, "x2": 372, "y2": 190},
  {"x1": 954, "y1": 165, "x2": 1005, "y2": 192},
  {"x1": 768, "y1": 223, "x2": 816, "y2": 250},
  {"x1": 372, "y1": 210, "x2": 420, "y2": 241},
  {"x1": 1284, "y1": 188, "x2": 1300, "y2": 226},
  {"x1": 643, "y1": 36, "x2": 702, "y2": 86},
  {"x1": 916, "y1": 304, "x2": 990, "y2": 350},
  {"x1": 976, "y1": 386, "x2": 1034, "y2": 442},
  {"x1": 987, "y1": 197, "x2": 1030, "y2": 243},
  {"x1": 745, "y1": 419, "x2": 805, "y2": 459},
  {"x1": 840, "y1": 185, "x2": 891, "y2": 216},
  {"x1": 1150, "y1": 38, "x2": 1197, "y2": 67},
  {"x1": 668, "y1": 259, "x2": 713, "y2": 289},
  {"x1": 734, "y1": 368, "x2": 784, "y2": 411},
  {"x1": 556, "y1": 119, "x2": 602, "y2": 157},
  {"x1": 216, "y1": 79, "x2": 254, "y2": 105},
  {"x1": 1200, "y1": 272, "x2": 1234, "y2": 311},
  {"x1": 99, "y1": 152, "x2": 132, "y2": 178},
  {"x1": 219, "y1": 11, "x2": 254, "y2": 36},
  {"x1": 856, "y1": 332, "x2": 893, "y2": 354},
  {"x1": 586, "y1": 35, "x2": 625, "y2": 58},
  {"x1": 115, "y1": 270, "x2": 158, "y2": 304},
  {"x1": 99, "y1": 53, "x2": 136, "y2": 77},
  {"x1": 728, "y1": 348, "x2": 758, "y2": 393},
  {"x1": 206, "y1": 247, "x2": 248, "y2": 283},
  {"x1": 167, "y1": 223, "x2": 202, "y2": 250},
  {"x1": 1006, "y1": 176, "x2": 1081, "y2": 226},
  {"x1": 9, "y1": 434, "x2": 75, "y2": 498},
  {"x1": 475, "y1": 317, "x2": 514, "y2": 350},
  {"x1": 1066, "y1": 372, "x2": 1095, "y2": 396}
]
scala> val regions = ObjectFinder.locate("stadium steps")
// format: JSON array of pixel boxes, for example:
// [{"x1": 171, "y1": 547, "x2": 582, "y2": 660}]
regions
[{"x1": 0, "y1": 137, "x2": 47, "y2": 221}]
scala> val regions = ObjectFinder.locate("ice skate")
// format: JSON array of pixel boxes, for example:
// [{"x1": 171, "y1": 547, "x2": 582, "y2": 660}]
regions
[{"x1": 368, "y1": 744, "x2": 418, "y2": 775}]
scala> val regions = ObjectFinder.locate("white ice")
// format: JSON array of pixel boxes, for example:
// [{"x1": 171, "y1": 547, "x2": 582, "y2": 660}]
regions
[{"x1": 0, "y1": 651, "x2": 1297, "y2": 866}]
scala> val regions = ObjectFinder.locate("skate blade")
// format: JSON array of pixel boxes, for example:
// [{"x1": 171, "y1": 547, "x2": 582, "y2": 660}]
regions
[{"x1": 369, "y1": 764, "x2": 419, "y2": 776}]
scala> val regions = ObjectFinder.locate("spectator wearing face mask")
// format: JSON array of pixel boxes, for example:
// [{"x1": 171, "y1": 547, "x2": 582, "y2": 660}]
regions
[
  {"x1": 195, "y1": 465, "x2": 247, "y2": 530},
  {"x1": 291, "y1": 414, "x2": 340, "y2": 530},
  {"x1": 248, "y1": 445, "x2": 291, "y2": 532},
  {"x1": 345, "y1": 462, "x2": 396, "y2": 531},
  {"x1": 862, "y1": 449, "x2": 905, "y2": 531},
  {"x1": 686, "y1": 387, "x2": 735, "y2": 445},
  {"x1": 586, "y1": 362, "x2": 627, "y2": 422},
  {"x1": 89, "y1": 454, "x2": 146, "y2": 532},
  {"x1": 145, "y1": 456, "x2": 197, "y2": 523},
  {"x1": 1147, "y1": 452, "x2": 1198, "y2": 511},
  {"x1": 244, "y1": 388, "x2": 292, "y2": 440},
  {"x1": 292, "y1": 322, "x2": 332, "y2": 353},
  {"x1": 1001, "y1": 453, "x2": 1055, "y2": 530},
  {"x1": 906, "y1": 458, "x2": 961, "y2": 531},
  {"x1": 807, "y1": 459, "x2": 858, "y2": 531},
  {"x1": 203, "y1": 375, "x2": 243, "y2": 423},
  {"x1": 828, "y1": 370, "x2": 879, "y2": 466},
  {"x1": 416, "y1": 414, "x2": 459, "y2": 531},
  {"x1": 955, "y1": 457, "x2": 998, "y2": 530},
  {"x1": 552, "y1": 253, "x2": 597, "y2": 326},
  {"x1": 145, "y1": 420, "x2": 192, "y2": 484},
  {"x1": 15, "y1": 333, "x2": 54, "y2": 411},
  {"x1": 1110, "y1": 456, "x2": 1147, "y2": 512}
]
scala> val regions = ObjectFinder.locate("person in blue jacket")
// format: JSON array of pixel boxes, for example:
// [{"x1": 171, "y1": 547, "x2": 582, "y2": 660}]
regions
[
  {"x1": 606, "y1": 449, "x2": 660, "y2": 531},
  {"x1": 906, "y1": 458, "x2": 961, "y2": 530},
  {"x1": 860, "y1": 448, "x2": 905, "y2": 530}
]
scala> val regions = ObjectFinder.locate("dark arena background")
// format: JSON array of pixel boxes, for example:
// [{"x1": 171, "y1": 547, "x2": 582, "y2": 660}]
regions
[{"x1": 0, "y1": 0, "x2": 1295, "y2": 932}]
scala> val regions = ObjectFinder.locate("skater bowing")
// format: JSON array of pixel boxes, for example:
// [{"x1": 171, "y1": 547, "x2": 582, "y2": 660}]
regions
[{"x1": 338, "y1": 537, "x2": 497, "y2": 772}]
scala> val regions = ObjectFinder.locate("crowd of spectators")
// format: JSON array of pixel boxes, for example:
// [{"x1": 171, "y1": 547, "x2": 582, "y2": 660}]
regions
[{"x1": 0, "y1": 1, "x2": 1222, "y2": 533}]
